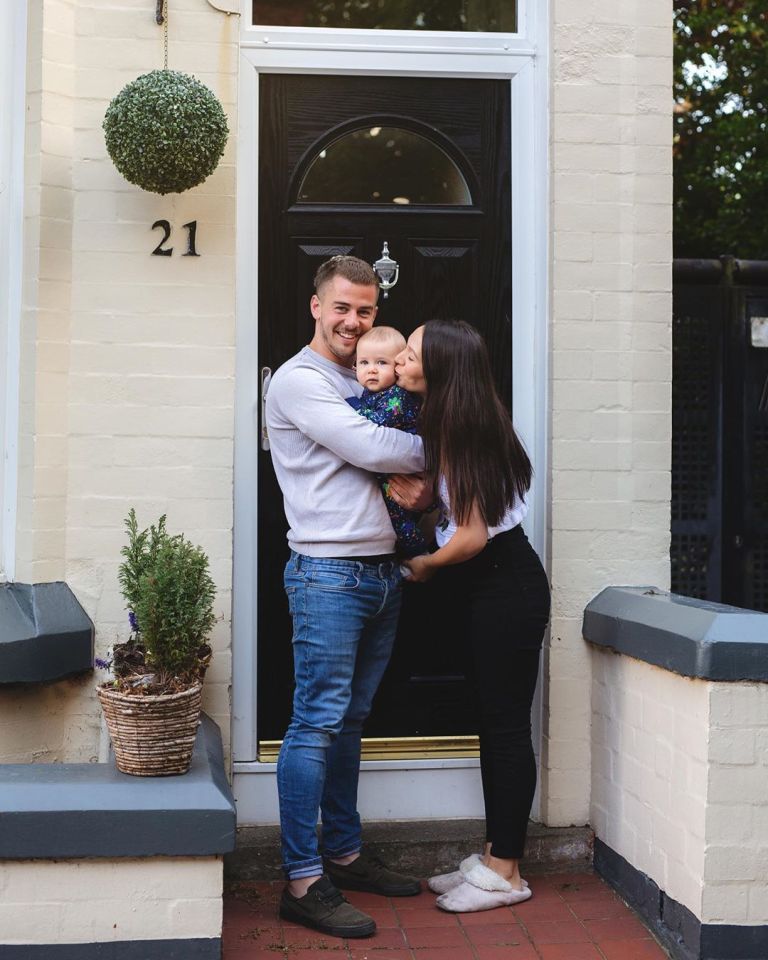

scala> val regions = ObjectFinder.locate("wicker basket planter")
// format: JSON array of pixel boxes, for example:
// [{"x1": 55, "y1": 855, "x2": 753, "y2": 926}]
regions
[{"x1": 97, "y1": 683, "x2": 203, "y2": 776}]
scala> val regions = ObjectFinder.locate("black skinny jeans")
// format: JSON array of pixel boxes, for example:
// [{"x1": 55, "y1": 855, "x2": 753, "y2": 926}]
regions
[{"x1": 441, "y1": 524, "x2": 551, "y2": 860}]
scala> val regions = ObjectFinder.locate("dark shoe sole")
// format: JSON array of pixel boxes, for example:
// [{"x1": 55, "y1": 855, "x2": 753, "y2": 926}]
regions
[
  {"x1": 279, "y1": 902, "x2": 376, "y2": 938},
  {"x1": 329, "y1": 874, "x2": 422, "y2": 897}
]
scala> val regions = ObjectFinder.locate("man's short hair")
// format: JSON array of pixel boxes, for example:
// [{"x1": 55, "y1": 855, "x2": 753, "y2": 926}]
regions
[
  {"x1": 356, "y1": 326, "x2": 406, "y2": 353},
  {"x1": 314, "y1": 255, "x2": 379, "y2": 296}
]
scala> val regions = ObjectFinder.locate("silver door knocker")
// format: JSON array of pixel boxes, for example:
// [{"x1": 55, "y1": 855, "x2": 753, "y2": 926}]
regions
[{"x1": 373, "y1": 242, "x2": 399, "y2": 299}]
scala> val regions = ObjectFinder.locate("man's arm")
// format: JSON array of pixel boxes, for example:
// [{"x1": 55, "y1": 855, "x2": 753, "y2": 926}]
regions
[{"x1": 269, "y1": 368, "x2": 424, "y2": 474}]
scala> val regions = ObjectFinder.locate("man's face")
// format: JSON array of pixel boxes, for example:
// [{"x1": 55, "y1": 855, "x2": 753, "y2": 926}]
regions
[{"x1": 309, "y1": 275, "x2": 378, "y2": 366}]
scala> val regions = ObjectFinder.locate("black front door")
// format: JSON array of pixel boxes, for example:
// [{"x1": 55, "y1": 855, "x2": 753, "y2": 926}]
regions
[{"x1": 257, "y1": 74, "x2": 512, "y2": 742}]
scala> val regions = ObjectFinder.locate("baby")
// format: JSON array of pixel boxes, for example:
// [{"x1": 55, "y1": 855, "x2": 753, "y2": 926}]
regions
[{"x1": 350, "y1": 326, "x2": 427, "y2": 558}]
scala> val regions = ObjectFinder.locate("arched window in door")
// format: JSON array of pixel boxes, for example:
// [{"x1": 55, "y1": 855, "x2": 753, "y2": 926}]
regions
[{"x1": 296, "y1": 125, "x2": 473, "y2": 206}]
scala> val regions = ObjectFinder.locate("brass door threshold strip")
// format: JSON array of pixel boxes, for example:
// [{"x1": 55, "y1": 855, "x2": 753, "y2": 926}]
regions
[{"x1": 258, "y1": 735, "x2": 480, "y2": 763}]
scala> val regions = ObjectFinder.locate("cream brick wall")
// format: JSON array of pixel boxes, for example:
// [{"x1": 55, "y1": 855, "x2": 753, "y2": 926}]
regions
[
  {"x1": 0, "y1": 0, "x2": 87, "y2": 763},
  {"x1": 0, "y1": 857, "x2": 222, "y2": 944},
  {"x1": 591, "y1": 649, "x2": 707, "y2": 918},
  {"x1": 592, "y1": 649, "x2": 768, "y2": 926},
  {"x1": 546, "y1": 0, "x2": 673, "y2": 825},
  {"x1": 703, "y1": 683, "x2": 768, "y2": 925},
  {"x1": 5, "y1": 0, "x2": 238, "y2": 762}
]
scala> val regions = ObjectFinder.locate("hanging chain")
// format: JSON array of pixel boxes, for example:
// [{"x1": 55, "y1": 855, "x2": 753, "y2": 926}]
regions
[{"x1": 163, "y1": 0, "x2": 169, "y2": 70}]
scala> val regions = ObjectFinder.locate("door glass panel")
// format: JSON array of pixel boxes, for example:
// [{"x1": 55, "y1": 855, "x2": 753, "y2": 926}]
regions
[
  {"x1": 297, "y1": 126, "x2": 473, "y2": 205},
  {"x1": 253, "y1": 1, "x2": 516, "y2": 32}
]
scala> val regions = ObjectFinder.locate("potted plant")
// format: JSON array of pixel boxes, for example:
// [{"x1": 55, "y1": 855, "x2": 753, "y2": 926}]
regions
[{"x1": 96, "y1": 510, "x2": 216, "y2": 776}]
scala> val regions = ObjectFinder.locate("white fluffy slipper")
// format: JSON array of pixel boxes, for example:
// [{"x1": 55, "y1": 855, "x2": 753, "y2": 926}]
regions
[
  {"x1": 436, "y1": 862, "x2": 532, "y2": 913},
  {"x1": 428, "y1": 853, "x2": 482, "y2": 894},
  {"x1": 428, "y1": 854, "x2": 530, "y2": 896}
]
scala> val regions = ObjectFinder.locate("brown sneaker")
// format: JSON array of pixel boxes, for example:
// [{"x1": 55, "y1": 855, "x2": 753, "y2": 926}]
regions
[
  {"x1": 279, "y1": 875, "x2": 376, "y2": 938},
  {"x1": 324, "y1": 850, "x2": 422, "y2": 897}
]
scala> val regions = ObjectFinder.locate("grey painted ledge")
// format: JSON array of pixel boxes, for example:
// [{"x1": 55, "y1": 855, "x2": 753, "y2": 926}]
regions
[
  {"x1": 0, "y1": 713, "x2": 236, "y2": 859},
  {"x1": 0, "y1": 581, "x2": 94, "y2": 683},
  {"x1": 583, "y1": 586, "x2": 768, "y2": 681}
]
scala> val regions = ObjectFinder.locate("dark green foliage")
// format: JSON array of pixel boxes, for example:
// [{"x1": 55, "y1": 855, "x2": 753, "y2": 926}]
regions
[
  {"x1": 675, "y1": 1, "x2": 768, "y2": 257},
  {"x1": 103, "y1": 70, "x2": 229, "y2": 195},
  {"x1": 118, "y1": 510, "x2": 216, "y2": 677},
  {"x1": 118, "y1": 509, "x2": 168, "y2": 615}
]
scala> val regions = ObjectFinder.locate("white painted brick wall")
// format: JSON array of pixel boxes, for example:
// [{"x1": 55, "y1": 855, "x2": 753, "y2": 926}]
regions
[
  {"x1": 703, "y1": 683, "x2": 768, "y2": 924},
  {"x1": 591, "y1": 649, "x2": 706, "y2": 919},
  {"x1": 3, "y1": 0, "x2": 238, "y2": 762},
  {"x1": 545, "y1": 0, "x2": 672, "y2": 826},
  {"x1": 0, "y1": 857, "x2": 222, "y2": 944},
  {"x1": 592, "y1": 649, "x2": 768, "y2": 926}
]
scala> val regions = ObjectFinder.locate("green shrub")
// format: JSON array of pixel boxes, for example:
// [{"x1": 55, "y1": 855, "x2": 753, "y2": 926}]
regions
[
  {"x1": 103, "y1": 70, "x2": 229, "y2": 195},
  {"x1": 118, "y1": 509, "x2": 216, "y2": 678}
]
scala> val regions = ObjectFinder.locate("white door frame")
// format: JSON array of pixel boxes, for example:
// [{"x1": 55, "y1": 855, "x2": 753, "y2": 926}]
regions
[
  {"x1": 0, "y1": 0, "x2": 27, "y2": 583},
  {"x1": 232, "y1": 3, "x2": 550, "y2": 822}
]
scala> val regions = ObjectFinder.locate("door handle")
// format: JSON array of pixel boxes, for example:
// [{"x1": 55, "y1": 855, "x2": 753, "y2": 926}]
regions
[{"x1": 260, "y1": 366, "x2": 272, "y2": 451}]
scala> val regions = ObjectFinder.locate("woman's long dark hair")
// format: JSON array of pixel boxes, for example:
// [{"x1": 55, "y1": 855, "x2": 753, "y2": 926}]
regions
[{"x1": 420, "y1": 319, "x2": 532, "y2": 527}]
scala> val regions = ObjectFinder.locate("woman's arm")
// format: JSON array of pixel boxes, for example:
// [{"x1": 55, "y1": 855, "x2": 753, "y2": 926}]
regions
[{"x1": 404, "y1": 504, "x2": 488, "y2": 582}]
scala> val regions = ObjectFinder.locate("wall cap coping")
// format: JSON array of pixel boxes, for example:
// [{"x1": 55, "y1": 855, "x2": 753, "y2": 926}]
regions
[
  {"x1": 583, "y1": 586, "x2": 768, "y2": 681},
  {"x1": 0, "y1": 714, "x2": 236, "y2": 859},
  {"x1": 0, "y1": 582, "x2": 94, "y2": 684}
]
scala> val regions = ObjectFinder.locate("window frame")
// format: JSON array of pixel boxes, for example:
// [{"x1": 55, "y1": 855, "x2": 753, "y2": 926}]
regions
[{"x1": 243, "y1": 0, "x2": 535, "y2": 54}]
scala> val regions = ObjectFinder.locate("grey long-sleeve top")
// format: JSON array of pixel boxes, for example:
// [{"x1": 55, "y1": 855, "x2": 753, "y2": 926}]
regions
[{"x1": 265, "y1": 346, "x2": 425, "y2": 557}]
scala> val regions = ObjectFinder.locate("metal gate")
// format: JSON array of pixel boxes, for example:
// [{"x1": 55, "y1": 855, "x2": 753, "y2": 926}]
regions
[{"x1": 672, "y1": 257, "x2": 768, "y2": 612}]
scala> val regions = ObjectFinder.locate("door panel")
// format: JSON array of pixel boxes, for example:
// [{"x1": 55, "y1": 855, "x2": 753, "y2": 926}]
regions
[{"x1": 258, "y1": 74, "x2": 511, "y2": 741}]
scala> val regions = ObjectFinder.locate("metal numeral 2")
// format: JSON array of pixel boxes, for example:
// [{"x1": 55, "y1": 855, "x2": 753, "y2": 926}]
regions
[{"x1": 151, "y1": 220, "x2": 200, "y2": 257}]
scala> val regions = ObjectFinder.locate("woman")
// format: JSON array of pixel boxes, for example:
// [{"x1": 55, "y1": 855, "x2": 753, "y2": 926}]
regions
[{"x1": 391, "y1": 319, "x2": 551, "y2": 913}]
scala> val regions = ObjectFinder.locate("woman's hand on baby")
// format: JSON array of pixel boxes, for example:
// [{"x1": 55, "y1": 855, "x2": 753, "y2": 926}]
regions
[
  {"x1": 403, "y1": 553, "x2": 434, "y2": 583},
  {"x1": 388, "y1": 473, "x2": 432, "y2": 511}
]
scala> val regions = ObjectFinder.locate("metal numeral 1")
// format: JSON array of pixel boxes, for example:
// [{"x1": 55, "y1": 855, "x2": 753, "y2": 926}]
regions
[{"x1": 182, "y1": 220, "x2": 200, "y2": 257}]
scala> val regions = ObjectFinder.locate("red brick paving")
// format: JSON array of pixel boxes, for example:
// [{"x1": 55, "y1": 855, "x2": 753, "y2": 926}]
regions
[{"x1": 223, "y1": 872, "x2": 669, "y2": 959}]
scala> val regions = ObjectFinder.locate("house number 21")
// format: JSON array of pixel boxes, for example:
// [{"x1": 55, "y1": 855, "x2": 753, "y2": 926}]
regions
[{"x1": 151, "y1": 219, "x2": 200, "y2": 257}]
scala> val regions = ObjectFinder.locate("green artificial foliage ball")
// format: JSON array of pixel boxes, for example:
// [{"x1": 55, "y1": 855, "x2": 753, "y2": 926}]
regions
[{"x1": 103, "y1": 69, "x2": 229, "y2": 195}]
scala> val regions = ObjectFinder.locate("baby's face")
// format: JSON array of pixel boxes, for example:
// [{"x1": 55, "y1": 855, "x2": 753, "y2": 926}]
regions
[{"x1": 355, "y1": 344, "x2": 399, "y2": 392}]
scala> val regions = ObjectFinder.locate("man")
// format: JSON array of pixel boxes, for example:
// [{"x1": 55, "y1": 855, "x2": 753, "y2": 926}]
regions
[{"x1": 265, "y1": 256, "x2": 425, "y2": 938}]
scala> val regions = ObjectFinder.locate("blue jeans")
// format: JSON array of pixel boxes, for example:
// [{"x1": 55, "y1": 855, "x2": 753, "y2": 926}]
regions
[{"x1": 277, "y1": 551, "x2": 402, "y2": 880}]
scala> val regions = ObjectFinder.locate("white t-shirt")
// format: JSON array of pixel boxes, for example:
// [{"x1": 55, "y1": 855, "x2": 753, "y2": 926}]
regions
[{"x1": 434, "y1": 475, "x2": 528, "y2": 548}]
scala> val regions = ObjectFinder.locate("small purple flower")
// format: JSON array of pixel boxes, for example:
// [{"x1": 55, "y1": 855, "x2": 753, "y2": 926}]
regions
[
  {"x1": 94, "y1": 657, "x2": 112, "y2": 670},
  {"x1": 128, "y1": 611, "x2": 138, "y2": 632}
]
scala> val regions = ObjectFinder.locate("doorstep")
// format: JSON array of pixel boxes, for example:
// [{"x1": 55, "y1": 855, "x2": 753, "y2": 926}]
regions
[{"x1": 226, "y1": 821, "x2": 594, "y2": 881}]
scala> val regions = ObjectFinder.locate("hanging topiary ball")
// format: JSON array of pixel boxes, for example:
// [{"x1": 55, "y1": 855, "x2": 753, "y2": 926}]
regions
[{"x1": 103, "y1": 69, "x2": 229, "y2": 195}]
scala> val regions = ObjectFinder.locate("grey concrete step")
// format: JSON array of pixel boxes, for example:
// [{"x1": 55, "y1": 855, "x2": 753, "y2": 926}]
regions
[{"x1": 225, "y1": 820, "x2": 593, "y2": 881}]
